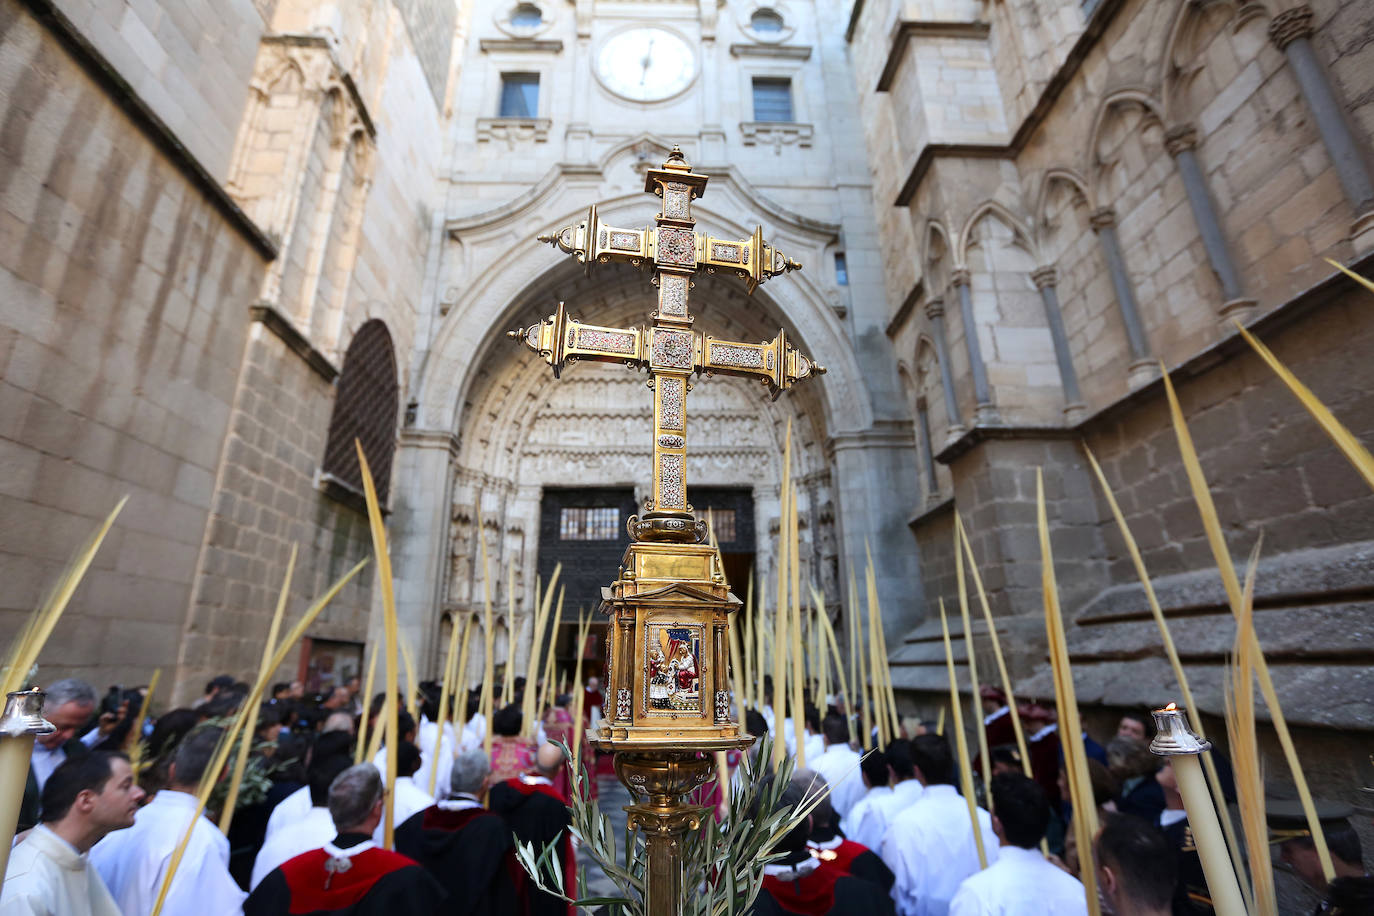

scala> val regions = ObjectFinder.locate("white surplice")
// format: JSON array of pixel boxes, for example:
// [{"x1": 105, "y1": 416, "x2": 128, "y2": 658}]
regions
[
  {"x1": 880, "y1": 783, "x2": 999, "y2": 916},
  {"x1": 840, "y1": 784, "x2": 894, "y2": 850},
  {"x1": 89, "y1": 790, "x2": 245, "y2": 916},
  {"x1": 0, "y1": 825, "x2": 121, "y2": 916},
  {"x1": 262, "y1": 785, "x2": 311, "y2": 842},
  {"x1": 366, "y1": 773, "x2": 433, "y2": 844},
  {"x1": 948, "y1": 845, "x2": 1087, "y2": 916},
  {"x1": 415, "y1": 717, "x2": 456, "y2": 797},
  {"x1": 250, "y1": 806, "x2": 337, "y2": 889},
  {"x1": 809, "y1": 742, "x2": 866, "y2": 818},
  {"x1": 875, "y1": 779, "x2": 924, "y2": 824},
  {"x1": 460, "y1": 712, "x2": 486, "y2": 753}
]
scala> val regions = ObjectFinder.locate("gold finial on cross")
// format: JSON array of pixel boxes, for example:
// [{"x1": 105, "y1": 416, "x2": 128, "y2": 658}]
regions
[{"x1": 511, "y1": 149, "x2": 824, "y2": 543}]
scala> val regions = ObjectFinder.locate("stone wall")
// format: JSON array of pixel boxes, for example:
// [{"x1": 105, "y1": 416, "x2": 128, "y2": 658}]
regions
[
  {"x1": 858, "y1": 0, "x2": 1374, "y2": 817},
  {"x1": 175, "y1": 321, "x2": 378, "y2": 698},
  {"x1": 49, "y1": 0, "x2": 266, "y2": 177},
  {"x1": 0, "y1": 0, "x2": 448, "y2": 701},
  {"x1": 0, "y1": 0, "x2": 268, "y2": 687}
]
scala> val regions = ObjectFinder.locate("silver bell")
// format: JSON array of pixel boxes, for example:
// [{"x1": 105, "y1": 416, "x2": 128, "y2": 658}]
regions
[{"x1": 0, "y1": 689, "x2": 57, "y2": 739}]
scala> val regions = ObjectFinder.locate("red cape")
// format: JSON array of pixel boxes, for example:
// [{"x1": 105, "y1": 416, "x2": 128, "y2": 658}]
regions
[
  {"x1": 762, "y1": 867, "x2": 843, "y2": 916},
  {"x1": 275, "y1": 846, "x2": 420, "y2": 913}
]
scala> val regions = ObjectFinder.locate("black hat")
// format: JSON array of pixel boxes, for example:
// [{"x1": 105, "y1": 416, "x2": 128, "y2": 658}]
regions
[{"x1": 1265, "y1": 797, "x2": 1354, "y2": 844}]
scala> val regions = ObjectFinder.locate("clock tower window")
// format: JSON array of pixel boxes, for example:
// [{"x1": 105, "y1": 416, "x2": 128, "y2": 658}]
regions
[
  {"x1": 510, "y1": 3, "x2": 542, "y2": 28},
  {"x1": 751, "y1": 77, "x2": 793, "y2": 122},
  {"x1": 750, "y1": 9, "x2": 784, "y2": 34},
  {"x1": 499, "y1": 73, "x2": 539, "y2": 118}
]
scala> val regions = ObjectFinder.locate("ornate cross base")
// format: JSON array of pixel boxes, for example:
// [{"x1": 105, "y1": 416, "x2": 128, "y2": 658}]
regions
[
  {"x1": 590, "y1": 536, "x2": 753, "y2": 915},
  {"x1": 615, "y1": 752, "x2": 716, "y2": 916}
]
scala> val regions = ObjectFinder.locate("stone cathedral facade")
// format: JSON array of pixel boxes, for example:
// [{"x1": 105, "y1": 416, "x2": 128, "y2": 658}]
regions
[{"x1": 1, "y1": 0, "x2": 1372, "y2": 822}]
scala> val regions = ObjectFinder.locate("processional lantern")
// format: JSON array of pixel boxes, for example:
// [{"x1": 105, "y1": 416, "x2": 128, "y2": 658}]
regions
[{"x1": 509, "y1": 147, "x2": 825, "y2": 915}]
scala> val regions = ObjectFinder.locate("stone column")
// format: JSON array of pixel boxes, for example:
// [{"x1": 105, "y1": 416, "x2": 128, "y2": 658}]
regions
[
  {"x1": 830, "y1": 427, "x2": 925, "y2": 645},
  {"x1": 1030, "y1": 266, "x2": 1085, "y2": 421},
  {"x1": 924, "y1": 298, "x2": 966, "y2": 439},
  {"x1": 391, "y1": 429, "x2": 460, "y2": 670},
  {"x1": 1269, "y1": 4, "x2": 1374, "y2": 251},
  {"x1": 1090, "y1": 207, "x2": 1156, "y2": 388},
  {"x1": 915, "y1": 403, "x2": 940, "y2": 499},
  {"x1": 1164, "y1": 124, "x2": 1256, "y2": 319},
  {"x1": 950, "y1": 268, "x2": 999, "y2": 424}
]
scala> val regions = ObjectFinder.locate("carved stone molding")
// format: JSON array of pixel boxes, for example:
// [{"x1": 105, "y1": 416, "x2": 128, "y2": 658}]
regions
[
  {"x1": 728, "y1": 42, "x2": 812, "y2": 60},
  {"x1": 1164, "y1": 123, "x2": 1199, "y2": 157},
  {"x1": 1089, "y1": 207, "x2": 1117, "y2": 231},
  {"x1": 479, "y1": 38, "x2": 565, "y2": 53},
  {"x1": 739, "y1": 121, "x2": 814, "y2": 151},
  {"x1": 1030, "y1": 266, "x2": 1058, "y2": 290},
  {"x1": 1268, "y1": 4, "x2": 1314, "y2": 50},
  {"x1": 476, "y1": 117, "x2": 552, "y2": 145},
  {"x1": 924, "y1": 297, "x2": 945, "y2": 320},
  {"x1": 950, "y1": 267, "x2": 971, "y2": 287}
]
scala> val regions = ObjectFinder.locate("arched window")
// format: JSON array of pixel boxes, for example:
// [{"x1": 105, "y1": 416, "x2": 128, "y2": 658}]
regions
[
  {"x1": 322, "y1": 319, "x2": 399, "y2": 505},
  {"x1": 511, "y1": 3, "x2": 542, "y2": 27},
  {"x1": 750, "y1": 9, "x2": 784, "y2": 33}
]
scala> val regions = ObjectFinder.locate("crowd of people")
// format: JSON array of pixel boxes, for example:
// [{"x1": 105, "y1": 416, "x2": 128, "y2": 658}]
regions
[
  {"x1": 0, "y1": 673, "x2": 1368, "y2": 915},
  {"x1": 743, "y1": 681, "x2": 1370, "y2": 916},
  {"x1": 0, "y1": 673, "x2": 601, "y2": 915}
]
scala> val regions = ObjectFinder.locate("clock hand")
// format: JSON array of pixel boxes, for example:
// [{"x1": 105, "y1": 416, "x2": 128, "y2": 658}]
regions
[{"x1": 639, "y1": 37, "x2": 655, "y2": 85}]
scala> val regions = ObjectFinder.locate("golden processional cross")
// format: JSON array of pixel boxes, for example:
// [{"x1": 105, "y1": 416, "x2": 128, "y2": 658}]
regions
[
  {"x1": 509, "y1": 148, "x2": 825, "y2": 915},
  {"x1": 509, "y1": 147, "x2": 825, "y2": 537}
]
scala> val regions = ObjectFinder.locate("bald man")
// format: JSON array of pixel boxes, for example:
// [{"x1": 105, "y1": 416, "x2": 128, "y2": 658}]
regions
[{"x1": 488, "y1": 743, "x2": 573, "y2": 916}]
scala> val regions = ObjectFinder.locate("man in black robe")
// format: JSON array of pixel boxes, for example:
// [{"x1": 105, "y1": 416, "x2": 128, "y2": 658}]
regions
[
  {"x1": 396, "y1": 747, "x2": 527, "y2": 914},
  {"x1": 750, "y1": 779, "x2": 895, "y2": 916},
  {"x1": 489, "y1": 742, "x2": 574, "y2": 916},
  {"x1": 245, "y1": 763, "x2": 445, "y2": 915}
]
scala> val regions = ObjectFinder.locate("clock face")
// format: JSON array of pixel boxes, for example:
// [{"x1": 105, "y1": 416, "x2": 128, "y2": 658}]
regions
[{"x1": 596, "y1": 28, "x2": 696, "y2": 102}]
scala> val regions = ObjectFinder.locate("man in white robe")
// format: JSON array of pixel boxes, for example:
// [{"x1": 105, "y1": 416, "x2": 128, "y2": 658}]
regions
[
  {"x1": 1, "y1": 752, "x2": 143, "y2": 916},
  {"x1": 881, "y1": 735, "x2": 998, "y2": 916},
  {"x1": 809, "y1": 713, "x2": 865, "y2": 819},
  {"x1": 414, "y1": 714, "x2": 455, "y2": 798},
  {"x1": 460, "y1": 692, "x2": 486, "y2": 753},
  {"x1": 874, "y1": 738, "x2": 924, "y2": 826},
  {"x1": 841, "y1": 747, "x2": 895, "y2": 851},
  {"x1": 262, "y1": 722, "x2": 353, "y2": 843},
  {"x1": 369, "y1": 741, "x2": 434, "y2": 843},
  {"x1": 949, "y1": 772, "x2": 1086, "y2": 916},
  {"x1": 90, "y1": 729, "x2": 245, "y2": 916}
]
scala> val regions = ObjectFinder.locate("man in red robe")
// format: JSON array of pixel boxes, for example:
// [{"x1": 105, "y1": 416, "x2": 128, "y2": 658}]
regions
[
  {"x1": 802, "y1": 782, "x2": 894, "y2": 894},
  {"x1": 489, "y1": 743, "x2": 575, "y2": 916},
  {"x1": 245, "y1": 764, "x2": 445, "y2": 915},
  {"x1": 750, "y1": 780, "x2": 895, "y2": 916}
]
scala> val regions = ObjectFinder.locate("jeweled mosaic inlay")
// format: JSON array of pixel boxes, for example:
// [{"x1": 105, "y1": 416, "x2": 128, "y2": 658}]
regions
[
  {"x1": 657, "y1": 226, "x2": 695, "y2": 266},
  {"x1": 710, "y1": 343, "x2": 763, "y2": 368},
  {"x1": 659, "y1": 378, "x2": 684, "y2": 429},
  {"x1": 659, "y1": 276, "x2": 688, "y2": 317},
  {"x1": 609, "y1": 231, "x2": 639, "y2": 251},
  {"x1": 663, "y1": 182, "x2": 690, "y2": 219},
  {"x1": 578, "y1": 328, "x2": 636, "y2": 353},
  {"x1": 653, "y1": 329, "x2": 694, "y2": 370},
  {"x1": 711, "y1": 243, "x2": 743, "y2": 263},
  {"x1": 658, "y1": 454, "x2": 685, "y2": 507}
]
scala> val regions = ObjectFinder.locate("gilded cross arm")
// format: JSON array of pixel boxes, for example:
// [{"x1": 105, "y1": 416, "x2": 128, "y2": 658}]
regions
[
  {"x1": 537, "y1": 204, "x2": 802, "y2": 293},
  {"x1": 508, "y1": 300, "x2": 825, "y2": 397}
]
